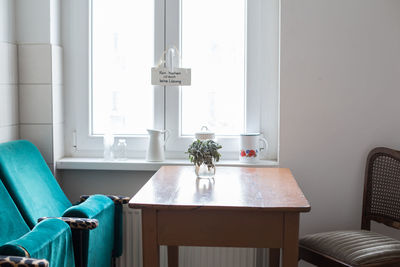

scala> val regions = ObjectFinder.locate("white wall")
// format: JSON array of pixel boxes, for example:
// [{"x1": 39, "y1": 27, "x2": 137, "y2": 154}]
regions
[
  {"x1": 60, "y1": 170, "x2": 153, "y2": 202},
  {"x1": 280, "y1": 0, "x2": 400, "y2": 265},
  {"x1": 0, "y1": 0, "x2": 18, "y2": 142}
]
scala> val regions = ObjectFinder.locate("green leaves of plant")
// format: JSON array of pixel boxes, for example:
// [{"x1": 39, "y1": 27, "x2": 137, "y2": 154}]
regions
[{"x1": 186, "y1": 139, "x2": 222, "y2": 169}]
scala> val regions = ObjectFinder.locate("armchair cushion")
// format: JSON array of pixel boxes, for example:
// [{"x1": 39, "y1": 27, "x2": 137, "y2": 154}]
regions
[
  {"x1": 300, "y1": 230, "x2": 400, "y2": 266},
  {"x1": 0, "y1": 181, "x2": 30, "y2": 246},
  {"x1": 0, "y1": 180, "x2": 74, "y2": 267},
  {"x1": 0, "y1": 140, "x2": 71, "y2": 228},
  {"x1": 0, "y1": 256, "x2": 49, "y2": 267},
  {"x1": 64, "y1": 195, "x2": 115, "y2": 267},
  {"x1": 0, "y1": 219, "x2": 74, "y2": 267}
]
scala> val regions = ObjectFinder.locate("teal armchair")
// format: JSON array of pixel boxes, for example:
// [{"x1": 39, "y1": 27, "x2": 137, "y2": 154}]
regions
[
  {"x1": 0, "y1": 179, "x2": 75, "y2": 267},
  {"x1": 0, "y1": 140, "x2": 129, "y2": 267}
]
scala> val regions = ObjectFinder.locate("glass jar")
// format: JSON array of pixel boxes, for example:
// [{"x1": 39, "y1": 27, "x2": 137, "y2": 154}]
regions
[
  {"x1": 195, "y1": 163, "x2": 216, "y2": 179},
  {"x1": 115, "y1": 139, "x2": 128, "y2": 160},
  {"x1": 195, "y1": 126, "x2": 215, "y2": 141},
  {"x1": 193, "y1": 126, "x2": 217, "y2": 179}
]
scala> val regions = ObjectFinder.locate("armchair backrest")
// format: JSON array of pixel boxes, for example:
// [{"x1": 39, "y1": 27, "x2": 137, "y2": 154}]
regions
[
  {"x1": 362, "y1": 147, "x2": 400, "y2": 230},
  {"x1": 0, "y1": 140, "x2": 72, "y2": 228},
  {"x1": 0, "y1": 179, "x2": 30, "y2": 245}
]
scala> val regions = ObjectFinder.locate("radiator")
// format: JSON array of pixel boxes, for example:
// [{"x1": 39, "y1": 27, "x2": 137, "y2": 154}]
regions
[{"x1": 116, "y1": 208, "x2": 258, "y2": 267}]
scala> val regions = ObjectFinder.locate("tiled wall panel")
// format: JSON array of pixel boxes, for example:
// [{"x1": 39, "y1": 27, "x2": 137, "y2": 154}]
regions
[
  {"x1": 0, "y1": 85, "x2": 18, "y2": 126},
  {"x1": 16, "y1": 0, "x2": 51, "y2": 44},
  {"x1": 0, "y1": 0, "x2": 19, "y2": 143},
  {"x1": 20, "y1": 124, "x2": 53, "y2": 163},
  {"x1": 0, "y1": 0, "x2": 15, "y2": 43},
  {"x1": 53, "y1": 122, "x2": 64, "y2": 161},
  {"x1": 18, "y1": 44, "x2": 52, "y2": 84},
  {"x1": 19, "y1": 84, "x2": 52, "y2": 124},
  {"x1": 0, "y1": 43, "x2": 10, "y2": 83},
  {"x1": 0, "y1": 125, "x2": 19, "y2": 143},
  {"x1": 17, "y1": 0, "x2": 64, "y2": 166},
  {"x1": 0, "y1": 0, "x2": 64, "y2": 171},
  {"x1": 18, "y1": 44, "x2": 64, "y2": 165}
]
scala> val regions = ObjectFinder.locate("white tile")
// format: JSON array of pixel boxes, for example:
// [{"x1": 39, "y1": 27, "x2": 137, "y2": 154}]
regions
[
  {"x1": 0, "y1": 84, "x2": 18, "y2": 127},
  {"x1": 51, "y1": 45, "x2": 63, "y2": 84},
  {"x1": 19, "y1": 84, "x2": 52, "y2": 124},
  {"x1": 52, "y1": 85, "x2": 63, "y2": 123},
  {"x1": 50, "y1": 0, "x2": 61, "y2": 45},
  {"x1": 8, "y1": 43, "x2": 17, "y2": 83},
  {"x1": 0, "y1": 43, "x2": 17, "y2": 84},
  {"x1": 53, "y1": 123, "x2": 64, "y2": 160},
  {"x1": 0, "y1": 0, "x2": 14, "y2": 43},
  {"x1": 16, "y1": 0, "x2": 51, "y2": 44},
  {"x1": 4, "y1": 85, "x2": 18, "y2": 126},
  {"x1": 20, "y1": 124, "x2": 53, "y2": 163},
  {"x1": 18, "y1": 44, "x2": 52, "y2": 84},
  {"x1": 6, "y1": 0, "x2": 15, "y2": 43},
  {"x1": 0, "y1": 125, "x2": 19, "y2": 143},
  {"x1": 0, "y1": 0, "x2": 7, "y2": 42},
  {"x1": 0, "y1": 42, "x2": 8, "y2": 83}
]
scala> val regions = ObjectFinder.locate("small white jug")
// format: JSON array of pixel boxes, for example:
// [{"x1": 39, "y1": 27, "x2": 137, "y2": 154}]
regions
[{"x1": 146, "y1": 129, "x2": 170, "y2": 162}]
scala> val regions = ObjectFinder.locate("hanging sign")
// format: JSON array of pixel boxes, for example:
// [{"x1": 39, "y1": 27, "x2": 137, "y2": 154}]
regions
[
  {"x1": 151, "y1": 67, "x2": 191, "y2": 86},
  {"x1": 151, "y1": 46, "x2": 191, "y2": 86}
]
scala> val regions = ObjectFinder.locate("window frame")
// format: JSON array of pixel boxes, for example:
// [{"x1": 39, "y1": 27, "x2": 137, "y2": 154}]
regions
[{"x1": 62, "y1": 0, "x2": 279, "y2": 160}]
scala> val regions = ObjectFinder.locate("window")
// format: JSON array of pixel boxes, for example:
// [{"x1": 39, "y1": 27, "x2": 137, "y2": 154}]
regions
[
  {"x1": 91, "y1": 0, "x2": 155, "y2": 135},
  {"x1": 180, "y1": 0, "x2": 245, "y2": 136},
  {"x1": 63, "y1": 0, "x2": 279, "y2": 160}
]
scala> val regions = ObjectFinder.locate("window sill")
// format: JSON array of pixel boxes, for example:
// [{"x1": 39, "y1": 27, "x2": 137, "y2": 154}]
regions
[{"x1": 56, "y1": 157, "x2": 279, "y2": 171}]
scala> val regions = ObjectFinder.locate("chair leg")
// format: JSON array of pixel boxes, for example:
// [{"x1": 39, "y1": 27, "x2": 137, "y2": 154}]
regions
[
  {"x1": 269, "y1": 248, "x2": 280, "y2": 267},
  {"x1": 168, "y1": 246, "x2": 179, "y2": 267},
  {"x1": 71, "y1": 229, "x2": 86, "y2": 267}
]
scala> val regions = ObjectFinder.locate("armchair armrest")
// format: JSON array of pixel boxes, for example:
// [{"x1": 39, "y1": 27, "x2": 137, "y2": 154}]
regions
[
  {"x1": 0, "y1": 255, "x2": 49, "y2": 267},
  {"x1": 0, "y1": 219, "x2": 74, "y2": 267},
  {"x1": 38, "y1": 217, "x2": 98, "y2": 230},
  {"x1": 80, "y1": 194, "x2": 131, "y2": 205}
]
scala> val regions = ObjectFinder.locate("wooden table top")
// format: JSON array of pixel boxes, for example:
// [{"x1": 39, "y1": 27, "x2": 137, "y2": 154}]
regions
[{"x1": 129, "y1": 166, "x2": 310, "y2": 212}]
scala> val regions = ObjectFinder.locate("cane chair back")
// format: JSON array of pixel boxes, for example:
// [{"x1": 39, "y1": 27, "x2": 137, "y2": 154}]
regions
[{"x1": 362, "y1": 147, "x2": 400, "y2": 230}]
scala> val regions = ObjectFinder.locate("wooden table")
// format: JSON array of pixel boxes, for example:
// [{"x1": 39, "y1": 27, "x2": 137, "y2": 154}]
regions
[{"x1": 129, "y1": 166, "x2": 310, "y2": 267}]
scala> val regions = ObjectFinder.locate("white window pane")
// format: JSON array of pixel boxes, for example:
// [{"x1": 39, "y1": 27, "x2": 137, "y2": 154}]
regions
[
  {"x1": 92, "y1": 0, "x2": 154, "y2": 135},
  {"x1": 181, "y1": 0, "x2": 245, "y2": 136}
]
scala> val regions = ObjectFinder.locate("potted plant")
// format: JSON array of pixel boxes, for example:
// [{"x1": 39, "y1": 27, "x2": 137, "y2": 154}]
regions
[{"x1": 187, "y1": 139, "x2": 222, "y2": 178}]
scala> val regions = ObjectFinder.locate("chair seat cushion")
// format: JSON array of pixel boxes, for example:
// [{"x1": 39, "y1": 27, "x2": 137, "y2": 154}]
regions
[{"x1": 300, "y1": 230, "x2": 400, "y2": 266}]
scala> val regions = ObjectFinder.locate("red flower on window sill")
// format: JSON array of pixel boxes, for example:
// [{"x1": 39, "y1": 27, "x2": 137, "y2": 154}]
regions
[
  {"x1": 248, "y1": 150, "x2": 256, "y2": 157},
  {"x1": 240, "y1": 149, "x2": 258, "y2": 157}
]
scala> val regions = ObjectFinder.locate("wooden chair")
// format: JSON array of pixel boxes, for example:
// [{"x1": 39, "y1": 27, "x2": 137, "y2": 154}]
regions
[{"x1": 299, "y1": 147, "x2": 400, "y2": 267}]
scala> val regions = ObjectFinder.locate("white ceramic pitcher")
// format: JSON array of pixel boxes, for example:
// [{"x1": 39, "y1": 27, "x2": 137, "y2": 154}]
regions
[{"x1": 146, "y1": 129, "x2": 170, "y2": 162}]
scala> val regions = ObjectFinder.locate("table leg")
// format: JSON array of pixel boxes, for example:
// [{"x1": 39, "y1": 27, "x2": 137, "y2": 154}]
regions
[
  {"x1": 168, "y1": 246, "x2": 179, "y2": 267},
  {"x1": 269, "y1": 248, "x2": 280, "y2": 267},
  {"x1": 282, "y1": 213, "x2": 300, "y2": 267},
  {"x1": 142, "y1": 209, "x2": 159, "y2": 267}
]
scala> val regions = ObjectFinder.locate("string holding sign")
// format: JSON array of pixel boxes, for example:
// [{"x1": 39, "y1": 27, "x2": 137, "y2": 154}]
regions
[{"x1": 151, "y1": 46, "x2": 191, "y2": 86}]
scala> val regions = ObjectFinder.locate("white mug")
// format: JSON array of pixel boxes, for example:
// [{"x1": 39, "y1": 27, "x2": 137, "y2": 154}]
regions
[{"x1": 239, "y1": 133, "x2": 268, "y2": 162}]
